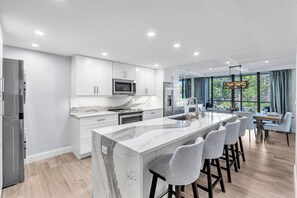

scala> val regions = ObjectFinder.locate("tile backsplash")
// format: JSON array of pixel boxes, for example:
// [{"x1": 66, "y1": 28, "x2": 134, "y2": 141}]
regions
[{"x1": 70, "y1": 95, "x2": 162, "y2": 110}]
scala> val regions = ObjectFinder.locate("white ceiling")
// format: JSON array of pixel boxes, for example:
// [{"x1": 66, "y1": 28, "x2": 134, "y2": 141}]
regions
[{"x1": 0, "y1": 0, "x2": 296, "y2": 71}]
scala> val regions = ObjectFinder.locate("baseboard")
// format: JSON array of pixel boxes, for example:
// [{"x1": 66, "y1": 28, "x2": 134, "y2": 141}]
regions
[{"x1": 25, "y1": 146, "x2": 72, "y2": 164}]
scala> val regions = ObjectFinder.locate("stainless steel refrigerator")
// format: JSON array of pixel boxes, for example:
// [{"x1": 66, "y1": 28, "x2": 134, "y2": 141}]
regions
[
  {"x1": 163, "y1": 82, "x2": 181, "y2": 116},
  {"x1": 3, "y1": 58, "x2": 25, "y2": 188}
]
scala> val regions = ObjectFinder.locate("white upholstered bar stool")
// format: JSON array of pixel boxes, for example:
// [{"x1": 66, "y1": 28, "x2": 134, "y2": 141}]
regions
[
  {"x1": 234, "y1": 111, "x2": 256, "y2": 143},
  {"x1": 264, "y1": 112, "x2": 292, "y2": 146},
  {"x1": 235, "y1": 116, "x2": 248, "y2": 169},
  {"x1": 196, "y1": 126, "x2": 226, "y2": 198},
  {"x1": 148, "y1": 137, "x2": 204, "y2": 198},
  {"x1": 220, "y1": 120, "x2": 241, "y2": 183}
]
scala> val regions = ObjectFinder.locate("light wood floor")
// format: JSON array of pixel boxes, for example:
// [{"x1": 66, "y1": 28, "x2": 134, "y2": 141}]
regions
[{"x1": 2, "y1": 131, "x2": 295, "y2": 198}]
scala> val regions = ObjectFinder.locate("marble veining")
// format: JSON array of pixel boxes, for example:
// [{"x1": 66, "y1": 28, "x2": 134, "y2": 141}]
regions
[
  {"x1": 92, "y1": 112, "x2": 237, "y2": 198},
  {"x1": 93, "y1": 112, "x2": 235, "y2": 154}
]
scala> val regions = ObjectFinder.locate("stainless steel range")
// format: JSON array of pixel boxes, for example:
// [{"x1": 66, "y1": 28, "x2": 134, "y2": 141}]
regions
[{"x1": 108, "y1": 108, "x2": 143, "y2": 125}]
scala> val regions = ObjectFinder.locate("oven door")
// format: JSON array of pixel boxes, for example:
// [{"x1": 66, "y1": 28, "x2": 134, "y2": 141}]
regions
[
  {"x1": 113, "y1": 79, "x2": 135, "y2": 95},
  {"x1": 119, "y1": 113, "x2": 143, "y2": 125}
]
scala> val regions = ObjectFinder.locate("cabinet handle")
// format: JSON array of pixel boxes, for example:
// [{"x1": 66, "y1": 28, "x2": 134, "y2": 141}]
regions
[
  {"x1": 97, "y1": 86, "x2": 99, "y2": 94},
  {"x1": 150, "y1": 112, "x2": 156, "y2": 114},
  {"x1": 94, "y1": 86, "x2": 96, "y2": 94},
  {"x1": 97, "y1": 119, "x2": 106, "y2": 122},
  {"x1": 145, "y1": 88, "x2": 148, "y2": 94}
]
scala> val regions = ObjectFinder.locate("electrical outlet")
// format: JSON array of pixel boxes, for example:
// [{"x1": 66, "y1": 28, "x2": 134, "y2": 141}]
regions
[{"x1": 101, "y1": 146, "x2": 108, "y2": 155}]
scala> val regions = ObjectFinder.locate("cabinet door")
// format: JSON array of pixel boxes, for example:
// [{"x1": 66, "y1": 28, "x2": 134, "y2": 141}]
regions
[
  {"x1": 135, "y1": 67, "x2": 145, "y2": 95},
  {"x1": 95, "y1": 59, "x2": 112, "y2": 96},
  {"x1": 75, "y1": 56, "x2": 96, "y2": 95},
  {"x1": 113, "y1": 62, "x2": 136, "y2": 80},
  {"x1": 145, "y1": 68, "x2": 156, "y2": 95}
]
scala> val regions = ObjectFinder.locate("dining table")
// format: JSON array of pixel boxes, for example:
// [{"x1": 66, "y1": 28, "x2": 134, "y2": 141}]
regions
[{"x1": 253, "y1": 112, "x2": 283, "y2": 143}]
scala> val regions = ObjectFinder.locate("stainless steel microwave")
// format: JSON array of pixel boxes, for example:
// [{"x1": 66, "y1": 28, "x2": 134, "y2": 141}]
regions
[{"x1": 113, "y1": 79, "x2": 136, "y2": 95}]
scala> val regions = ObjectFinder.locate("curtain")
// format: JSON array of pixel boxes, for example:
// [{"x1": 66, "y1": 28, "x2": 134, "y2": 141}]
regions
[
  {"x1": 270, "y1": 69, "x2": 292, "y2": 115},
  {"x1": 184, "y1": 79, "x2": 192, "y2": 98},
  {"x1": 194, "y1": 77, "x2": 207, "y2": 103}
]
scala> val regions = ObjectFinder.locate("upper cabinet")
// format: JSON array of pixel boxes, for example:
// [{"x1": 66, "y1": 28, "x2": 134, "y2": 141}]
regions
[
  {"x1": 71, "y1": 55, "x2": 112, "y2": 96},
  {"x1": 113, "y1": 62, "x2": 136, "y2": 80},
  {"x1": 136, "y1": 67, "x2": 156, "y2": 96}
]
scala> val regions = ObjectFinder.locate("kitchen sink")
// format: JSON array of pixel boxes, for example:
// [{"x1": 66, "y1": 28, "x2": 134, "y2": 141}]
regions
[{"x1": 169, "y1": 114, "x2": 195, "y2": 121}]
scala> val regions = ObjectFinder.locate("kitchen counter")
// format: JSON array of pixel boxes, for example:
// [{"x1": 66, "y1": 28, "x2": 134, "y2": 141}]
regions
[
  {"x1": 70, "y1": 111, "x2": 118, "y2": 119},
  {"x1": 92, "y1": 112, "x2": 236, "y2": 198}
]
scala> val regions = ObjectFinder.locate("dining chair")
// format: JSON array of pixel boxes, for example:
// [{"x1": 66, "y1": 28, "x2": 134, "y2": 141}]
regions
[
  {"x1": 236, "y1": 116, "x2": 247, "y2": 169},
  {"x1": 263, "y1": 112, "x2": 292, "y2": 146},
  {"x1": 233, "y1": 111, "x2": 256, "y2": 143}
]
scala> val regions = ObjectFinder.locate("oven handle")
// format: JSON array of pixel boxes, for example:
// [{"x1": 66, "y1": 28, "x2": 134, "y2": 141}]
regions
[{"x1": 120, "y1": 113, "x2": 143, "y2": 119}]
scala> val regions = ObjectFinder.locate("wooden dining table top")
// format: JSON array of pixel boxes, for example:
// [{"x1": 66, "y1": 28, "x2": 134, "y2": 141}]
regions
[{"x1": 253, "y1": 113, "x2": 282, "y2": 121}]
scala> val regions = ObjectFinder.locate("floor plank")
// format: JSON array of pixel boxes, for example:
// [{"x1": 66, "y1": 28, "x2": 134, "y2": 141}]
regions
[{"x1": 2, "y1": 131, "x2": 295, "y2": 198}]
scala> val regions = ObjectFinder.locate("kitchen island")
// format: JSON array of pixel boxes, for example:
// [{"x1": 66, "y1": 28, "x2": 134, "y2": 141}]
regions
[{"x1": 92, "y1": 112, "x2": 236, "y2": 198}]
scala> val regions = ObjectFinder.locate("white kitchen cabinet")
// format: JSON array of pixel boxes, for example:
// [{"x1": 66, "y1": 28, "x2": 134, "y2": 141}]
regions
[
  {"x1": 71, "y1": 55, "x2": 112, "y2": 96},
  {"x1": 143, "y1": 109, "x2": 163, "y2": 120},
  {"x1": 136, "y1": 67, "x2": 156, "y2": 96},
  {"x1": 71, "y1": 114, "x2": 118, "y2": 159},
  {"x1": 113, "y1": 62, "x2": 136, "y2": 80}
]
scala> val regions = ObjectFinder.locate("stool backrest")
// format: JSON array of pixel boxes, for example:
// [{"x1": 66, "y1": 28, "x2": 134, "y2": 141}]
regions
[
  {"x1": 238, "y1": 116, "x2": 248, "y2": 137},
  {"x1": 167, "y1": 137, "x2": 204, "y2": 185},
  {"x1": 234, "y1": 111, "x2": 255, "y2": 130},
  {"x1": 203, "y1": 126, "x2": 226, "y2": 160},
  {"x1": 224, "y1": 120, "x2": 241, "y2": 145}
]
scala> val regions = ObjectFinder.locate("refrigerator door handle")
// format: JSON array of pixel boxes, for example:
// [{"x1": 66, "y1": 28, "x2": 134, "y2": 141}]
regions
[
  {"x1": 171, "y1": 89, "x2": 174, "y2": 113},
  {"x1": 0, "y1": 101, "x2": 4, "y2": 115},
  {"x1": 0, "y1": 78, "x2": 4, "y2": 92}
]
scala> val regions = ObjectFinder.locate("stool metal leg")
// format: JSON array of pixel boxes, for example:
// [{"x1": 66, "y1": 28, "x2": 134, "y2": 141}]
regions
[
  {"x1": 215, "y1": 158, "x2": 225, "y2": 193},
  {"x1": 235, "y1": 142, "x2": 240, "y2": 169},
  {"x1": 206, "y1": 159, "x2": 213, "y2": 198},
  {"x1": 239, "y1": 137, "x2": 245, "y2": 161},
  {"x1": 149, "y1": 174, "x2": 158, "y2": 198},
  {"x1": 175, "y1": 185, "x2": 181, "y2": 198},
  {"x1": 191, "y1": 181, "x2": 199, "y2": 198},
  {"x1": 231, "y1": 145, "x2": 238, "y2": 172},
  {"x1": 225, "y1": 145, "x2": 232, "y2": 183},
  {"x1": 168, "y1": 184, "x2": 173, "y2": 198}
]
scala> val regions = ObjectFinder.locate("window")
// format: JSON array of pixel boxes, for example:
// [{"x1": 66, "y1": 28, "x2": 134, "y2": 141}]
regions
[
  {"x1": 212, "y1": 76, "x2": 232, "y2": 109},
  {"x1": 179, "y1": 79, "x2": 191, "y2": 98},
  {"x1": 241, "y1": 74, "x2": 258, "y2": 112},
  {"x1": 208, "y1": 72, "x2": 271, "y2": 112},
  {"x1": 260, "y1": 73, "x2": 271, "y2": 111}
]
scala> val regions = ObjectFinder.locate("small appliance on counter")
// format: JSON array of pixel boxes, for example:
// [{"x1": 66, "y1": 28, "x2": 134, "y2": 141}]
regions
[{"x1": 2, "y1": 58, "x2": 26, "y2": 188}]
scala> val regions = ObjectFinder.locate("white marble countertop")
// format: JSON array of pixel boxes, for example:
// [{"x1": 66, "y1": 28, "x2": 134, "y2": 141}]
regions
[
  {"x1": 71, "y1": 111, "x2": 118, "y2": 119},
  {"x1": 93, "y1": 112, "x2": 236, "y2": 155}
]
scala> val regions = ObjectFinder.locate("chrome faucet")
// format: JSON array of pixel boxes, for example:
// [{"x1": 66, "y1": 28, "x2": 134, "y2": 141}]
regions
[{"x1": 187, "y1": 97, "x2": 204, "y2": 119}]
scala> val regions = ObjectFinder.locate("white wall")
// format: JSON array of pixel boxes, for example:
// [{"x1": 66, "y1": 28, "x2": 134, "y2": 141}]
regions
[
  {"x1": 0, "y1": 21, "x2": 3, "y2": 196},
  {"x1": 3, "y1": 46, "x2": 71, "y2": 157}
]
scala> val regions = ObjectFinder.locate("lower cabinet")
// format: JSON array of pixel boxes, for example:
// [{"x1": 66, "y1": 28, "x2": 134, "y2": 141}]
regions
[
  {"x1": 143, "y1": 109, "x2": 163, "y2": 120},
  {"x1": 71, "y1": 114, "x2": 118, "y2": 159}
]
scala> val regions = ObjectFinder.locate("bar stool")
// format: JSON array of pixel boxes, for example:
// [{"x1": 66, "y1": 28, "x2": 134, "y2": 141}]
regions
[
  {"x1": 196, "y1": 126, "x2": 226, "y2": 198},
  {"x1": 148, "y1": 137, "x2": 204, "y2": 198},
  {"x1": 235, "y1": 116, "x2": 248, "y2": 169},
  {"x1": 220, "y1": 120, "x2": 241, "y2": 183}
]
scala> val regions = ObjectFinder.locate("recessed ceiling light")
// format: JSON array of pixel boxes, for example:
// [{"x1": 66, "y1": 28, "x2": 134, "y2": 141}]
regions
[
  {"x1": 226, "y1": 61, "x2": 230, "y2": 65},
  {"x1": 102, "y1": 52, "x2": 108, "y2": 56},
  {"x1": 154, "y1": 64, "x2": 159, "y2": 67},
  {"x1": 147, "y1": 31, "x2": 156, "y2": 37},
  {"x1": 209, "y1": 68, "x2": 213, "y2": 70},
  {"x1": 193, "y1": 51, "x2": 200, "y2": 56},
  {"x1": 265, "y1": 60, "x2": 269, "y2": 63},
  {"x1": 34, "y1": 30, "x2": 44, "y2": 36},
  {"x1": 173, "y1": 43, "x2": 180, "y2": 48},
  {"x1": 31, "y1": 43, "x2": 39, "y2": 47}
]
